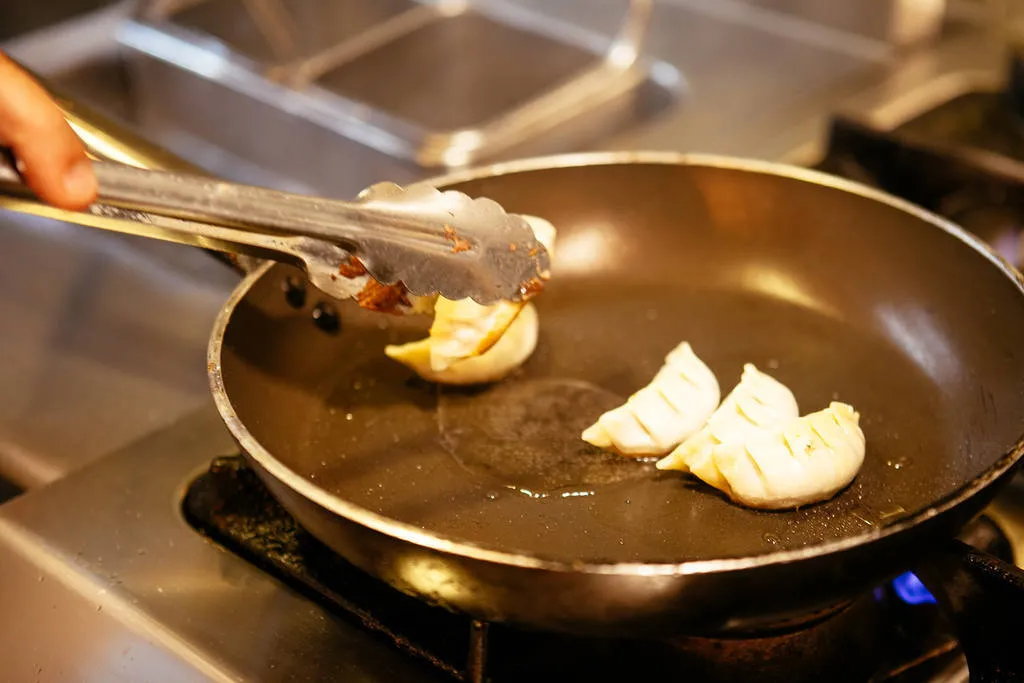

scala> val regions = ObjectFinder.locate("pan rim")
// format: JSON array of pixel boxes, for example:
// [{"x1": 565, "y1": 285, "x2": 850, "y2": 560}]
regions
[{"x1": 208, "y1": 150, "x2": 1024, "y2": 577}]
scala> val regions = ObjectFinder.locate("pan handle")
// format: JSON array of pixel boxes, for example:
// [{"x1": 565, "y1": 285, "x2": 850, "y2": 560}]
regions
[
  {"x1": 913, "y1": 537, "x2": 1024, "y2": 681},
  {"x1": 15, "y1": 58, "x2": 262, "y2": 275}
]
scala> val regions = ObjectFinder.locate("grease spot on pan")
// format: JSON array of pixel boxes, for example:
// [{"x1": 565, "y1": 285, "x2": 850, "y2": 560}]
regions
[{"x1": 436, "y1": 378, "x2": 651, "y2": 498}]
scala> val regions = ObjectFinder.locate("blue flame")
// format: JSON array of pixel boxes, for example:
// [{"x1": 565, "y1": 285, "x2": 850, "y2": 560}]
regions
[{"x1": 891, "y1": 572, "x2": 937, "y2": 605}]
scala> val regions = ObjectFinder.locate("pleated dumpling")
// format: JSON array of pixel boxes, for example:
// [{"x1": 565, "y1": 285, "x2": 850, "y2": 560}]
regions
[
  {"x1": 689, "y1": 402, "x2": 866, "y2": 509},
  {"x1": 385, "y1": 302, "x2": 539, "y2": 385},
  {"x1": 656, "y1": 363, "x2": 798, "y2": 484},
  {"x1": 581, "y1": 342, "x2": 720, "y2": 456},
  {"x1": 385, "y1": 215, "x2": 555, "y2": 384}
]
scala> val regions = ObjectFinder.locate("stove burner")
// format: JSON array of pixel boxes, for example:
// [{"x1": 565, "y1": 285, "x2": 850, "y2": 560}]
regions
[
  {"x1": 665, "y1": 598, "x2": 882, "y2": 683},
  {"x1": 892, "y1": 572, "x2": 938, "y2": 606},
  {"x1": 183, "y1": 456, "x2": 1010, "y2": 682},
  {"x1": 817, "y1": 117, "x2": 1024, "y2": 269},
  {"x1": 816, "y1": 61, "x2": 1024, "y2": 272}
]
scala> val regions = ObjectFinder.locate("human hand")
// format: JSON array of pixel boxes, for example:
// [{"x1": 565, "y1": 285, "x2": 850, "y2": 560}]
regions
[{"x1": 0, "y1": 52, "x2": 97, "y2": 210}]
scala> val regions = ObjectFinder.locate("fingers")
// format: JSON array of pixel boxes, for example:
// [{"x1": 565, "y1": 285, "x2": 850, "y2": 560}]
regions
[{"x1": 0, "y1": 53, "x2": 96, "y2": 210}]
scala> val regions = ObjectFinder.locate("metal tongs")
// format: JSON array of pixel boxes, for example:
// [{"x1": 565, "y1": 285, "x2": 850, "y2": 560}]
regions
[{"x1": 0, "y1": 152, "x2": 550, "y2": 306}]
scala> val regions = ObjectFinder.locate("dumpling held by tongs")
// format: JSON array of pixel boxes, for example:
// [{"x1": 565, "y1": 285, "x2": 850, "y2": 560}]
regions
[{"x1": 385, "y1": 216, "x2": 556, "y2": 385}]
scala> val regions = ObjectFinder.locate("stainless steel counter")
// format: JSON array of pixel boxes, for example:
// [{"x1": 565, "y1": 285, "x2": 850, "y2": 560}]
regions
[
  {"x1": 0, "y1": 212, "x2": 237, "y2": 488},
  {"x1": 0, "y1": 406, "x2": 454, "y2": 683}
]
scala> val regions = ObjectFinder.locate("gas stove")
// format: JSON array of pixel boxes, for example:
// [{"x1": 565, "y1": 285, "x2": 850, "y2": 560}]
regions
[
  {"x1": 4, "y1": 3, "x2": 1024, "y2": 683},
  {"x1": 182, "y1": 455, "x2": 1017, "y2": 683}
]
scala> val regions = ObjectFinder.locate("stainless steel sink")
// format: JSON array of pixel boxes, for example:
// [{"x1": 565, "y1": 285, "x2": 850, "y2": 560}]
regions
[
  {"x1": 116, "y1": 0, "x2": 682, "y2": 196},
  {"x1": 171, "y1": 0, "x2": 419, "y2": 67}
]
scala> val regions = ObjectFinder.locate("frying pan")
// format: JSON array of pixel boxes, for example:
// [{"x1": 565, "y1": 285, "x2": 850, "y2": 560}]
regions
[
  {"x1": 11, "y1": 71, "x2": 1024, "y2": 659},
  {"x1": 207, "y1": 152, "x2": 1024, "y2": 643}
]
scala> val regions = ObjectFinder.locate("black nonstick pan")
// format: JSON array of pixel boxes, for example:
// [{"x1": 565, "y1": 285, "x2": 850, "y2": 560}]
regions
[{"x1": 209, "y1": 152, "x2": 1024, "y2": 657}]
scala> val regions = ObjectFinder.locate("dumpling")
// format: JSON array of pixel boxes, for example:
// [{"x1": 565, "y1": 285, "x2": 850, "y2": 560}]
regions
[
  {"x1": 581, "y1": 342, "x2": 720, "y2": 456},
  {"x1": 688, "y1": 402, "x2": 866, "y2": 509},
  {"x1": 385, "y1": 303, "x2": 538, "y2": 385},
  {"x1": 384, "y1": 215, "x2": 555, "y2": 383},
  {"x1": 656, "y1": 363, "x2": 798, "y2": 483}
]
